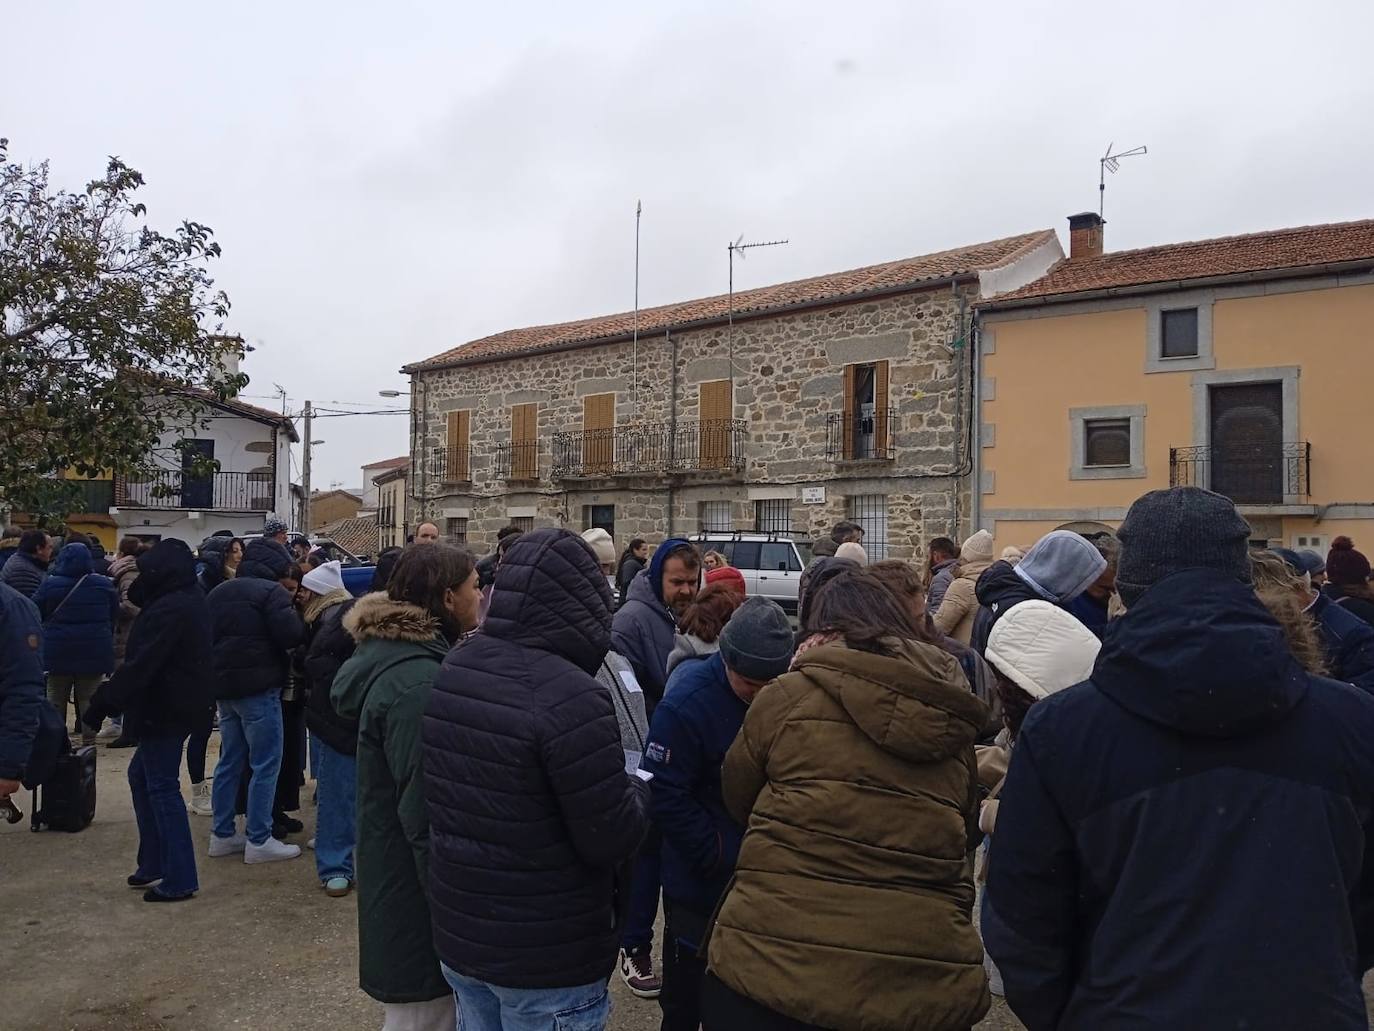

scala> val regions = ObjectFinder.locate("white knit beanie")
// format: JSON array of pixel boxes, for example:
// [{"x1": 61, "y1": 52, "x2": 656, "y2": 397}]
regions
[{"x1": 301, "y1": 560, "x2": 345, "y2": 596}]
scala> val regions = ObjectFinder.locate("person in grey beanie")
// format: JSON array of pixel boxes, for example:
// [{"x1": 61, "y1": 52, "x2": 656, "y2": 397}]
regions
[
  {"x1": 642, "y1": 597, "x2": 794, "y2": 1031},
  {"x1": 984, "y1": 486, "x2": 1374, "y2": 1031}
]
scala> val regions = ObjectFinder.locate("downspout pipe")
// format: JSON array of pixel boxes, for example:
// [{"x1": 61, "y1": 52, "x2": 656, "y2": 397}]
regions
[{"x1": 667, "y1": 326, "x2": 678, "y2": 537}]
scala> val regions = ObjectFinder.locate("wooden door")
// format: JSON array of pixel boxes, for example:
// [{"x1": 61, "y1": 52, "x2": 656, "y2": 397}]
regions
[
  {"x1": 1209, "y1": 383, "x2": 1282, "y2": 503},
  {"x1": 511, "y1": 403, "x2": 538, "y2": 480},
  {"x1": 583, "y1": 394, "x2": 615, "y2": 474},
  {"x1": 445, "y1": 411, "x2": 470, "y2": 481},
  {"x1": 699, "y1": 380, "x2": 732, "y2": 469}
]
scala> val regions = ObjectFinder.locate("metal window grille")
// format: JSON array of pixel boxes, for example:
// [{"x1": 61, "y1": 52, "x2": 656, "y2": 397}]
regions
[
  {"x1": 847, "y1": 494, "x2": 889, "y2": 560},
  {"x1": 700, "y1": 501, "x2": 732, "y2": 533},
  {"x1": 445, "y1": 517, "x2": 467, "y2": 544},
  {"x1": 510, "y1": 517, "x2": 534, "y2": 534},
  {"x1": 754, "y1": 498, "x2": 791, "y2": 534}
]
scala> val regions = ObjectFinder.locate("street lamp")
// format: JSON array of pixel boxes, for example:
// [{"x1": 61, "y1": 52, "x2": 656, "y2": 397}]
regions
[{"x1": 379, "y1": 389, "x2": 410, "y2": 398}]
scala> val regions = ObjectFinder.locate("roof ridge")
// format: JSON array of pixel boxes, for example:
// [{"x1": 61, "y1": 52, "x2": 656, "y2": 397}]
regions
[{"x1": 1084, "y1": 217, "x2": 1374, "y2": 263}]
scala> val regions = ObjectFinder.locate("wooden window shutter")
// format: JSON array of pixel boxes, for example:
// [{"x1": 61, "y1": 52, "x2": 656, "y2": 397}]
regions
[
  {"x1": 699, "y1": 380, "x2": 731, "y2": 468},
  {"x1": 874, "y1": 360, "x2": 890, "y2": 457},
  {"x1": 510, "y1": 403, "x2": 537, "y2": 479},
  {"x1": 446, "y1": 411, "x2": 470, "y2": 480},
  {"x1": 583, "y1": 393, "x2": 615, "y2": 473},
  {"x1": 842, "y1": 364, "x2": 856, "y2": 460}
]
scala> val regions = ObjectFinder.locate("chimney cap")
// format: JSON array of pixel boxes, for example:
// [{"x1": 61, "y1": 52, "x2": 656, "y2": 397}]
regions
[{"x1": 1068, "y1": 211, "x2": 1104, "y2": 231}]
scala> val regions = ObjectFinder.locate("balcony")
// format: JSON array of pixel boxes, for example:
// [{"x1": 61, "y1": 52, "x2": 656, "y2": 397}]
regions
[
  {"x1": 119, "y1": 470, "x2": 274, "y2": 512},
  {"x1": 495, "y1": 441, "x2": 541, "y2": 482},
  {"x1": 552, "y1": 420, "x2": 746, "y2": 480},
  {"x1": 428, "y1": 447, "x2": 469, "y2": 483},
  {"x1": 69, "y1": 478, "x2": 115, "y2": 514},
  {"x1": 826, "y1": 408, "x2": 896, "y2": 461},
  {"x1": 1169, "y1": 442, "x2": 1311, "y2": 506}
]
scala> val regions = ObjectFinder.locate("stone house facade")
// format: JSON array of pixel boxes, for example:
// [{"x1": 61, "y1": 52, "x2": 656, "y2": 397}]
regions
[{"x1": 401, "y1": 230, "x2": 1061, "y2": 561}]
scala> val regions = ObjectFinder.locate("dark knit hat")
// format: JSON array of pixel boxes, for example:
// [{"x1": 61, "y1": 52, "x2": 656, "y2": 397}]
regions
[
  {"x1": 1115, "y1": 487, "x2": 1252, "y2": 607},
  {"x1": 718, "y1": 597, "x2": 795, "y2": 683},
  {"x1": 1327, "y1": 537, "x2": 1372, "y2": 586}
]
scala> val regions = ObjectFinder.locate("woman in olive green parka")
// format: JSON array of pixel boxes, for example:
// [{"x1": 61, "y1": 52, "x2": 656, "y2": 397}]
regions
[
  {"x1": 703, "y1": 568, "x2": 991, "y2": 1031},
  {"x1": 331, "y1": 545, "x2": 481, "y2": 1031}
]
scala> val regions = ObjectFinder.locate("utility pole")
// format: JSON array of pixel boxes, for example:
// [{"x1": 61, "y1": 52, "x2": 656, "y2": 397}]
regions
[{"x1": 301, "y1": 399, "x2": 313, "y2": 533}]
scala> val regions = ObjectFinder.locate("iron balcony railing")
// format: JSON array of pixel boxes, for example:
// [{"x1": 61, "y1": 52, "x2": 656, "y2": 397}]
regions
[
  {"x1": 826, "y1": 408, "x2": 896, "y2": 461},
  {"x1": 428, "y1": 447, "x2": 470, "y2": 483},
  {"x1": 1169, "y1": 441, "x2": 1311, "y2": 505},
  {"x1": 551, "y1": 420, "x2": 746, "y2": 480},
  {"x1": 119, "y1": 470, "x2": 274, "y2": 511},
  {"x1": 495, "y1": 441, "x2": 541, "y2": 481}
]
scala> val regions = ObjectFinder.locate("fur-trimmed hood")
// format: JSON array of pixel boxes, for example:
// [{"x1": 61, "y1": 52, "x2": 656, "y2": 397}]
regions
[{"x1": 343, "y1": 591, "x2": 440, "y2": 644}]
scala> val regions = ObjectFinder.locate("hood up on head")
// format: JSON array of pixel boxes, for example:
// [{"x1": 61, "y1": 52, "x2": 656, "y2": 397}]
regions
[
  {"x1": 483, "y1": 528, "x2": 613, "y2": 674},
  {"x1": 130, "y1": 539, "x2": 198, "y2": 607},
  {"x1": 1093, "y1": 568, "x2": 1307, "y2": 739},
  {"x1": 237, "y1": 538, "x2": 291, "y2": 581},
  {"x1": 50, "y1": 542, "x2": 94, "y2": 579},
  {"x1": 647, "y1": 537, "x2": 694, "y2": 605},
  {"x1": 796, "y1": 641, "x2": 988, "y2": 764},
  {"x1": 1014, "y1": 530, "x2": 1107, "y2": 604}
]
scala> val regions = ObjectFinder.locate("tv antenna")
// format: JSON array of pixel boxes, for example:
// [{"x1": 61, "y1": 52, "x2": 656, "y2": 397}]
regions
[
  {"x1": 727, "y1": 235, "x2": 788, "y2": 387},
  {"x1": 1099, "y1": 142, "x2": 1147, "y2": 219}
]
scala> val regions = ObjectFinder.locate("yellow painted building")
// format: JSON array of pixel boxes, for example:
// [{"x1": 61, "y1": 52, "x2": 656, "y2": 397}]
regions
[{"x1": 976, "y1": 214, "x2": 1374, "y2": 553}]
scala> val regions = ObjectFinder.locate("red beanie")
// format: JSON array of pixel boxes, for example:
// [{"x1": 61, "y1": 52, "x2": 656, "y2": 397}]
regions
[
  {"x1": 1326, "y1": 536, "x2": 1372, "y2": 586},
  {"x1": 706, "y1": 566, "x2": 747, "y2": 596}
]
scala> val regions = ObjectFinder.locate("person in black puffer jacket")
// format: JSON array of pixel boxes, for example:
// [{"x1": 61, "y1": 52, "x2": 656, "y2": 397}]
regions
[
  {"x1": 424, "y1": 528, "x2": 651, "y2": 1028},
  {"x1": 82, "y1": 539, "x2": 213, "y2": 902},
  {"x1": 297, "y1": 560, "x2": 359, "y2": 895},
  {"x1": 205, "y1": 538, "x2": 305, "y2": 862}
]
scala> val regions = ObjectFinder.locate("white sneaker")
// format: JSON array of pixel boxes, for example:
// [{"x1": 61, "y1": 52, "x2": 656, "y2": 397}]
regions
[
  {"x1": 306, "y1": 837, "x2": 316, "y2": 850},
  {"x1": 208, "y1": 831, "x2": 247, "y2": 858},
  {"x1": 96, "y1": 719, "x2": 120, "y2": 740},
  {"x1": 245, "y1": 837, "x2": 301, "y2": 864},
  {"x1": 188, "y1": 781, "x2": 213, "y2": 817}
]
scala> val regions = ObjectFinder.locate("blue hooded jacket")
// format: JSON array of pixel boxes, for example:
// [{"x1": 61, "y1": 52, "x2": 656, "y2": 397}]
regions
[
  {"x1": 611, "y1": 537, "x2": 692, "y2": 712},
  {"x1": 983, "y1": 569, "x2": 1374, "y2": 1031},
  {"x1": 31, "y1": 543, "x2": 118, "y2": 676},
  {"x1": 0, "y1": 582, "x2": 46, "y2": 781}
]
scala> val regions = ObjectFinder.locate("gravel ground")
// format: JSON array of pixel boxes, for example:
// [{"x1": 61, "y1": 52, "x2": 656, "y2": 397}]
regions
[{"x1": 0, "y1": 734, "x2": 1138, "y2": 1031}]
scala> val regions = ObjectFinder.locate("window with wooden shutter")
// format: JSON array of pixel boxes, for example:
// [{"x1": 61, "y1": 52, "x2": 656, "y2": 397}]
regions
[
  {"x1": 699, "y1": 380, "x2": 732, "y2": 469},
  {"x1": 583, "y1": 393, "x2": 615, "y2": 474},
  {"x1": 510, "y1": 403, "x2": 538, "y2": 480},
  {"x1": 841, "y1": 364, "x2": 856, "y2": 459},
  {"x1": 873, "y1": 360, "x2": 890, "y2": 458},
  {"x1": 445, "y1": 410, "x2": 470, "y2": 481}
]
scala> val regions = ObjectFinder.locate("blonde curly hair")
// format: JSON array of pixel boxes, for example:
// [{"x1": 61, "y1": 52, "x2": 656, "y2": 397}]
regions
[{"x1": 1249, "y1": 550, "x2": 1328, "y2": 677}]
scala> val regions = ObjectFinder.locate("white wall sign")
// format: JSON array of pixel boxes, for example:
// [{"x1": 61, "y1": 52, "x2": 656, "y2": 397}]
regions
[{"x1": 802, "y1": 486, "x2": 826, "y2": 505}]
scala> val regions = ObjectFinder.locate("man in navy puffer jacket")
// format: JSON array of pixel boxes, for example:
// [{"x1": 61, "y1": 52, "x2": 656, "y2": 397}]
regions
[
  {"x1": 0, "y1": 582, "x2": 46, "y2": 806},
  {"x1": 206, "y1": 538, "x2": 305, "y2": 863},
  {"x1": 984, "y1": 487, "x2": 1374, "y2": 1031},
  {"x1": 424, "y1": 528, "x2": 650, "y2": 1029},
  {"x1": 33, "y1": 541, "x2": 118, "y2": 745}
]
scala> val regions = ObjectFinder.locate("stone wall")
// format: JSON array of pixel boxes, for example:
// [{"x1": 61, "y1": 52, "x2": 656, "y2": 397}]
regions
[{"x1": 411, "y1": 287, "x2": 977, "y2": 561}]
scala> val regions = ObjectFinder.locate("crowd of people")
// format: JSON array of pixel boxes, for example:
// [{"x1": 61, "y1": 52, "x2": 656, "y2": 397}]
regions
[{"x1": 5, "y1": 486, "x2": 1374, "y2": 1030}]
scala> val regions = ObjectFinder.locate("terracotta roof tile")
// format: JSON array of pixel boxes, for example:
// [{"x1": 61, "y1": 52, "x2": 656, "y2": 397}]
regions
[
  {"x1": 405, "y1": 230, "x2": 1055, "y2": 371},
  {"x1": 991, "y1": 219, "x2": 1374, "y2": 303},
  {"x1": 362, "y1": 456, "x2": 410, "y2": 471},
  {"x1": 317, "y1": 515, "x2": 378, "y2": 558}
]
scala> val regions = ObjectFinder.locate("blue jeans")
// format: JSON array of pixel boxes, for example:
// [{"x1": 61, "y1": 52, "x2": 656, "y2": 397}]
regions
[
  {"x1": 310, "y1": 732, "x2": 356, "y2": 882},
  {"x1": 129, "y1": 734, "x2": 198, "y2": 897},
  {"x1": 212, "y1": 690, "x2": 283, "y2": 846},
  {"x1": 441, "y1": 964, "x2": 611, "y2": 1031}
]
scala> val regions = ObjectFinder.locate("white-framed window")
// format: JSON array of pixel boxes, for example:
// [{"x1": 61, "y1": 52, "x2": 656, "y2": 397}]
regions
[
  {"x1": 847, "y1": 494, "x2": 888, "y2": 560},
  {"x1": 1070, "y1": 405, "x2": 1147, "y2": 480},
  {"x1": 754, "y1": 498, "x2": 791, "y2": 534},
  {"x1": 1292, "y1": 533, "x2": 1327, "y2": 552},
  {"x1": 700, "y1": 500, "x2": 732, "y2": 533}
]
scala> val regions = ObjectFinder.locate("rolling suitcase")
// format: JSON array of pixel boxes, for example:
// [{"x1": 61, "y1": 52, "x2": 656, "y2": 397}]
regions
[{"x1": 31, "y1": 745, "x2": 97, "y2": 832}]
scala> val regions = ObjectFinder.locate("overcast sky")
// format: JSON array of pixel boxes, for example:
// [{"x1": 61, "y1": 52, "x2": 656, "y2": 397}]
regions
[{"x1": 6, "y1": 0, "x2": 1373, "y2": 488}]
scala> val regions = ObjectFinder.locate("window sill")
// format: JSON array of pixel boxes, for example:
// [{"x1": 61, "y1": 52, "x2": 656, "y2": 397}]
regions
[
  {"x1": 1069, "y1": 464, "x2": 1148, "y2": 481},
  {"x1": 1144, "y1": 353, "x2": 1215, "y2": 374}
]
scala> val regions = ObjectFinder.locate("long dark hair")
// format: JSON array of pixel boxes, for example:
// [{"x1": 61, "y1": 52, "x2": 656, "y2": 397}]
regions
[
  {"x1": 618, "y1": 537, "x2": 647, "y2": 569},
  {"x1": 387, "y1": 544, "x2": 476, "y2": 618},
  {"x1": 801, "y1": 568, "x2": 937, "y2": 655}
]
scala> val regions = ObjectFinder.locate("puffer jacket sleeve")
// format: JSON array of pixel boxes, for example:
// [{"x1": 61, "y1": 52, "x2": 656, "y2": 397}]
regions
[
  {"x1": 933, "y1": 576, "x2": 974, "y2": 636},
  {"x1": 0, "y1": 590, "x2": 46, "y2": 781},
  {"x1": 981, "y1": 711, "x2": 1080, "y2": 1031},
  {"x1": 928, "y1": 566, "x2": 955, "y2": 614},
  {"x1": 262, "y1": 584, "x2": 306, "y2": 653},
  {"x1": 722, "y1": 677, "x2": 795, "y2": 824},
  {"x1": 91, "y1": 601, "x2": 176, "y2": 719},
  {"x1": 647, "y1": 700, "x2": 730, "y2": 878},
  {"x1": 538, "y1": 674, "x2": 650, "y2": 869}
]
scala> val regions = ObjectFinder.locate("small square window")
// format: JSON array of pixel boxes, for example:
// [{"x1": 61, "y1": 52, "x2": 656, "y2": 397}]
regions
[
  {"x1": 445, "y1": 517, "x2": 467, "y2": 544},
  {"x1": 1161, "y1": 308, "x2": 1199, "y2": 359},
  {"x1": 1084, "y1": 419, "x2": 1132, "y2": 467},
  {"x1": 700, "y1": 500, "x2": 732, "y2": 533},
  {"x1": 510, "y1": 516, "x2": 534, "y2": 534}
]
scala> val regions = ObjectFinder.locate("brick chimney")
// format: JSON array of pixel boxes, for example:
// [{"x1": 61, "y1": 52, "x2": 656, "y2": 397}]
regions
[{"x1": 1068, "y1": 212, "x2": 1104, "y2": 260}]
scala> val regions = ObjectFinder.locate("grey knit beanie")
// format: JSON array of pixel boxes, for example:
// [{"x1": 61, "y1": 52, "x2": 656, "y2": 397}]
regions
[
  {"x1": 718, "y1": 597, "x2": 795, "y2": 683},
  {"x1": 1116, "y1": 487, "x2": 1252, "y2": 607}
]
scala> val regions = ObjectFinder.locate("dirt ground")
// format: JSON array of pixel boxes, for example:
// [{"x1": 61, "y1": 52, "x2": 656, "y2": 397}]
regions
[{"x1": 2, "y1": 735, "x2": 1044, "y2": 1030}]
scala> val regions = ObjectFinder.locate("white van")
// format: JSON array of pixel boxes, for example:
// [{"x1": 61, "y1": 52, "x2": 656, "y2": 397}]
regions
[{"x1": 688, "y1": 532, "x2": 814, "y2": 614}]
